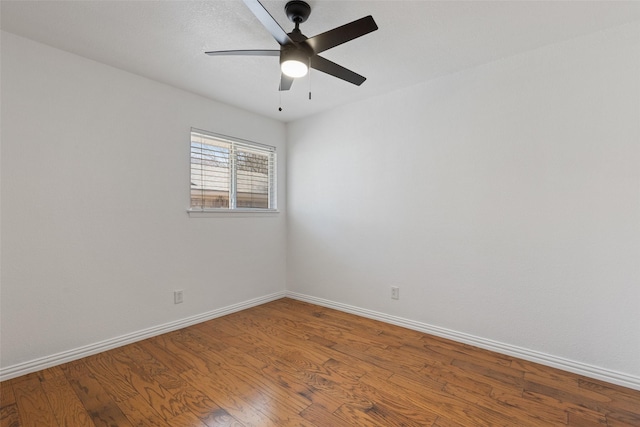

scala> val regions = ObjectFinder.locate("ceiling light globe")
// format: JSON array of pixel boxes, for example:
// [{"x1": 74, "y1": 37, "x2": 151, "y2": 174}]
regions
[{"x1": 281, "y1": 60, "x2": 308, "y2": 78}]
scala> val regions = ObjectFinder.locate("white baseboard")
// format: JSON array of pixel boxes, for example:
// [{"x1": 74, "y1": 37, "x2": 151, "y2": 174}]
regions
[
  {"x1": 286, "y1": 291, "x2": 640, "y2": 391},
  {"x1": 0, "y1": 291, "x2": 286, "y2": 382},
  {"x1": 4, "y1": 290, "x2": 638, "y2": 391}
]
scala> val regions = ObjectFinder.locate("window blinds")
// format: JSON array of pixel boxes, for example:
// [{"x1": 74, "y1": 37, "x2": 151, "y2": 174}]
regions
[{"x1": 190, "y1": 129, "x2": 276, "y2": 210}]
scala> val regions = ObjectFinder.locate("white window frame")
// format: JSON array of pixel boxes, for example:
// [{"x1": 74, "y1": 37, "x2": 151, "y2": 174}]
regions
[{"x1": 188, "y1": 128, "x2": 277, "y2": 216}]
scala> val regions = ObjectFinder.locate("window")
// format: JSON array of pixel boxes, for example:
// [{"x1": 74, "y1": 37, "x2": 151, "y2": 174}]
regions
[{"x1": 190, "y1": 129, "x2": 276, "y2": 211}]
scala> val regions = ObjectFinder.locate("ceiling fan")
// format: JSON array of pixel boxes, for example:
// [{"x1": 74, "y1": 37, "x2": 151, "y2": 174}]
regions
[{"x1": 205, "y1": 0, "x2": 378, "y2": 91}]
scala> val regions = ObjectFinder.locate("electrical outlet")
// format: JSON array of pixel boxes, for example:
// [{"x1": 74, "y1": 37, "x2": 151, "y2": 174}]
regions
[
  {"x1": 391, "y1": 286, "x2": 400, "y2": 300},
  {"x1": 174, "y1": 290, "x2": 184, "y2": 304}
]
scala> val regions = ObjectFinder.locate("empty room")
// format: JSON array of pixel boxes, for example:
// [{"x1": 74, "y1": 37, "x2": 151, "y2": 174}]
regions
[{"x1": 1, "y1": 0, "x2": 639, "y2": 425}]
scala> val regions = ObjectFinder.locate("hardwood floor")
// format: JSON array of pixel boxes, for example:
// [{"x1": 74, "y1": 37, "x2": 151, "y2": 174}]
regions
[{"x1": 1, "y1": 298, "x2": 639, "y2": 426}]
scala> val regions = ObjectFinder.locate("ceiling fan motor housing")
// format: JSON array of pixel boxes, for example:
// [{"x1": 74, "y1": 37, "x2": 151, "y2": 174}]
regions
[{"x1": 280, "y1": 42, "x2": 312, "y2": 66}]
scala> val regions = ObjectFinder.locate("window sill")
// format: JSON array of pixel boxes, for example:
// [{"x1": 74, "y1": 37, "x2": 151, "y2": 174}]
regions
[{"x1": 187, "y1": 209, "x2": 280, "y2": 218}]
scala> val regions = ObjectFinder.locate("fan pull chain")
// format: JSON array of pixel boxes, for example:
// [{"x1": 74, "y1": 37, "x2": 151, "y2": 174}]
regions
[
  {"x1": 308, "y1": 58, "x2": 312, "y2": 100},
  {"x1": 278, "y1": 83, "x2": 283, "y2": 111}
]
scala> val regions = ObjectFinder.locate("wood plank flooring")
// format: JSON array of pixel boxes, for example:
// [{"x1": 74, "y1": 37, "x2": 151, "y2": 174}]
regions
[{"x1": 1, "y1": 298, "x2": 639, "y2": 426}]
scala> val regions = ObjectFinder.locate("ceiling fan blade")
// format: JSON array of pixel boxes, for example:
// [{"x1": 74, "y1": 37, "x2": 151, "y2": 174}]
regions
[
  {"x1": 279, "y1": 74, "x2": 294, "y2": 91},
  {"x1": 306, "y1": 16, "x2": 378, "y2": 54},
  {"x1": 242, "y1": 0, "x2": 293, "y2": 46},
  {"x1": 310, "y1": 55, "x2": 366, "y2": 86},
  {"x1": 205, "y1": 49, "x2": 280, "y2": 56}
]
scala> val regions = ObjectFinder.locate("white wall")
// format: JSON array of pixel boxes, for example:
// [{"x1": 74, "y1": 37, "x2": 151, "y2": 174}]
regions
[
  {"x1": 287, "y1": 22, "x2": 640, "y2": 382},
  {"x1": 0, "y1": 32, "x2": 287, "y2": 371}
]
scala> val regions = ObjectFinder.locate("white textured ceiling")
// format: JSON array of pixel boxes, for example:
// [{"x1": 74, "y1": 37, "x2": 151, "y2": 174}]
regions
[{"x1": 2, "y1": 0, "x2": 640, "y2": 122}]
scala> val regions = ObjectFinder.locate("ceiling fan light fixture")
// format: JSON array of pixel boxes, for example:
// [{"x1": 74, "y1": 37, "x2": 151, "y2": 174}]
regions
[
  {"x1": 205, "y1": 0, "x2": 378, "y2": 90},
  {"x1": 281, "y1": 59, "x2": 308, "y2": 78}
]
